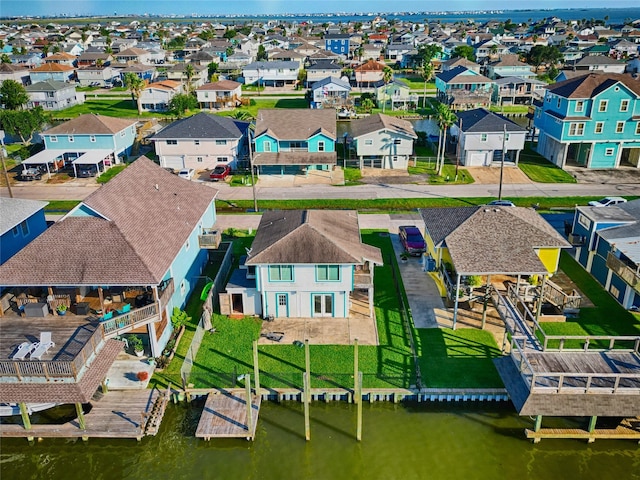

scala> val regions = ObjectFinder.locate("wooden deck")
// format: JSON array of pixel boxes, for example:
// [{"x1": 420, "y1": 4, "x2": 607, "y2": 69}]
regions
[
  {"x1": 0, "y1": 389, "x2": 166, "y2": 440},
  {"x1": 195, "y1": 390, "x2": 261, "y2": 441},
  {"x1": 525, "y1": 417, "x2": 640, "y2": 443}
]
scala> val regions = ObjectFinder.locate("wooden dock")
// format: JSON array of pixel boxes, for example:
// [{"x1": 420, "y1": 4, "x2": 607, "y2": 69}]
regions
[
  {"x1": 0, "y1": 389, "x2": 167, "y2": 441},
  {"x1": 525, "y1": 417, "x2": 640, "y2": 443},
  {"x1": 195, "y1": 390, "x2": 261, "y2": 441}
]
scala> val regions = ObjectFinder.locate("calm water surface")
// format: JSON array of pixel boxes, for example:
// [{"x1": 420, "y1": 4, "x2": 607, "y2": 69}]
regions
[{"x1": 1, "y1": 401, "x2": 639, "y2": 480}]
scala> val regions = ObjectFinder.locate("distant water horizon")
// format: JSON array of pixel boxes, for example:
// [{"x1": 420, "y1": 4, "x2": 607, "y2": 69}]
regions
[{"x1": 3, "y1": 7, "x2": 640, "y2": 26}]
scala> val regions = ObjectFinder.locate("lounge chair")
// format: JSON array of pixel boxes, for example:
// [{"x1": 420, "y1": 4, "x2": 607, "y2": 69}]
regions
[
  {"x1": 117, "y1": 303, "x2": 131, "y2": 315},
  {"x1": 12, "y1": 342, "x2": 36, "y2": 360},
  {"x1": 30, "y1": 332, "x2": 55, "y2": 361},
  {"x1": 102, "y1": 311, "x2": 114, "y2": 321},
  {"x1": 260, "y1": 332, "x2": 284, "y2": 342}
]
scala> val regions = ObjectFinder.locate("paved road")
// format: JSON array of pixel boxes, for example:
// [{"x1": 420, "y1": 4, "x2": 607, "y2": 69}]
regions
[{"x1": 3, "y1": 178, "x2": 640, "y2": 202}]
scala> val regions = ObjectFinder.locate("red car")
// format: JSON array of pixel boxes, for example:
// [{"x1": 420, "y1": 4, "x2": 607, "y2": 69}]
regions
[{"x1": 209, "y1": 165, "x2": 231, "y2": 181}]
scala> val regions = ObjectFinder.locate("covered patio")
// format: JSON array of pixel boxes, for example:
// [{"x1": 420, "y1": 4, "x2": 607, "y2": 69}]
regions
[
  {"x1": 21, "y1": 149, "x2": 67, "y2": 178},
  {"x1": 71, "y1": 149, "x2": 114, "y2": 177}
]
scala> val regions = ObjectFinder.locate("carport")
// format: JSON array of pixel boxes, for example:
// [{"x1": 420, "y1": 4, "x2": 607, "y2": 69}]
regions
[
  {"x1": 22, "y1": 149, "x2": 67, "y2": 179},
  {"x1": 72, "y1": 149, "x2": 114, "y2": 178}
]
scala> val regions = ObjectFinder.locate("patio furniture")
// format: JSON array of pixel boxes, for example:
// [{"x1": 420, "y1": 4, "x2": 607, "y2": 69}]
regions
[
  {"x1": 23, "y1": 302, "x2": 49, "y2": 317},
  {"x1": 76, "y1": 302, "x2": 90, "y2": 315},
  {"x1": 30, "y1": 332, "x2": 55, "y2": 360},
  {"x1": 260, "y1": 332, "x2": 284, "y2": 342},
  {"x1": 117, "y1": 303, "x2": 131, "y2": 315},
  {"x1": 102, "y1": 311, "x2": 114, "y2": 321},
  {"x1": 11, "y1": 342, "x2": 36, "y2": 360}
]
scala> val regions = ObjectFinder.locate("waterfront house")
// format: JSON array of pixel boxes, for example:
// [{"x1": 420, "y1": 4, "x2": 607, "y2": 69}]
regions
[
  {"x1": 253, "y1": 109, "x2": 337, "y2": 176},
  {"x1": 441, "y1": 57, "x2": 481, "y2": 73},
  {"x1": 492, "y1": 76, "x2": 547, "y2": 106},
  {"x1": 117, "y1": 63, "x2": 156, "y2": 82},
  {"x1": 195, "y1": 80, "x2": 243, "y2": 110},
  {"x1": 166, "y1": 63, "x2": 208, "y2": 90},
  {"x1": 485, "y1": 55, "x2": 535, "y2": 80},
  {"x1": 152, "y1": 112, "x2": 249, "y2": 172},
  {"x1": 114, "y1": 47, "x2": 153, "y2": 65},
  {"x1": 0, "y1": 157, "x2": 220, "y2": 409},
  {"x1": 451, "y1": 108, "x2": 527, "y2": 167},
  {"x1": 435, "y1": 66, "x2": 495, "y2": 111},
  {"x1": 76, "y1": 52, "x2": 113, "y2": 67},
  {"x1": 354, "y1": 59, "x2": 386, "y2": 88},
  {"x1": 564, "y1": 56, "x2": 627, "y2": 74},
  {"x1": 221, "y1": 210, "x2": 382, "y2": 319},
  {"x1": 29, "y1": 63, "x2": 75, "y2": 83},
  {"x1": 534, "y1": 73, "x2": 640, "y2": 169},
  {"x1": 374, "y1": 80, "x2": 418, "y2": 111},
  {"x1": 25, "y1": 80, "x2": 84, "y2": 111},
  {"x1": 139, "y1": 80, "x2": 182, "y2": 112},
  {"x1": 0, "y1": 198, "x2": 48, "y2": 266},
  {"x1": 324, "y1": 34, "x2": 350, "y2": 57},
  {"x1": 76, "y1": 65, "x2": 121, "y2": 86},
  {"x1": 43, "y1": 52, "x2": 77, "y2": 67},
  {"x1": 349, "y1": 113, "x2": 417, "y2": 170},
  {"x1": 310, "y1": 76, "x2": 351, "y2": 110},
  {"x1": 568, "y1": 199, "x2": 640, "y2": 310},
  {"x1": 242, "y1": 61, "x2": 300, "y2": 87},
  {"x1": 306, "y1": 60, "x2": 342, "y2": 87}
]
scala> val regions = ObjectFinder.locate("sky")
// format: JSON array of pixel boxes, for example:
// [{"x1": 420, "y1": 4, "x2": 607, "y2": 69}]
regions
[{"x1": 2, "y1": 0, "x2": 639, "y2": 18}]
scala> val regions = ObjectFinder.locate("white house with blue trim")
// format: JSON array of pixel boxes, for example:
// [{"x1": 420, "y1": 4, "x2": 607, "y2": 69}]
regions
[{"x1": 222, "y1": 210, "x2": 382, "y2": 319}]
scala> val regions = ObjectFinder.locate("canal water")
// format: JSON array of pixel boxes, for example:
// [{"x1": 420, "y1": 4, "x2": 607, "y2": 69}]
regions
[{"x1": 1, "y1": 401, "x2": 638, "y2": 479}]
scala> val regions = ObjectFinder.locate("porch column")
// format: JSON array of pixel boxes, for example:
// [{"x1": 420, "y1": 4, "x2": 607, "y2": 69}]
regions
[
  {"x1": 535, "y1": 274, "x2": 547, "y2": 322},
  {"x1": 481, "y1": 275, "x2": 491, "y2": 330},
  {"x1": 98, "y1": 287, "x2": 105, "y2": 314},
  {"x1": 19, "y1": 403, "x2": 31, "y2": 430},
  {"x1": 561, "y1": 143, "x2": 568, "y2": 169},
  {"x1": 75, "y1": 403, "x2": 87, "y2": 431},
  {"x1": 604, "y1": 269, "x2": 613, "y2": 291},
  {"x1": 515, "y1": 149, "x2": 521, "y2": 166},
  {"x1": 453, "y1": 273, "x2": 461, "y2": 330},
  {"x1": 148, "y1": 323, "x2": 160, "y2": 358},
  {"x1": 368, "y1": 287, "x2": 374, "y2": 318},
  {"x1": 586, "y1": 142, "x2": 595, "y2": 168}
]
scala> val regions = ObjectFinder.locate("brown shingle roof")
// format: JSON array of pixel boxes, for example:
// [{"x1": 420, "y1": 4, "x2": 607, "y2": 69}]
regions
[
  {"x1": 44, "y1": 114, "x2": 137, "y2": 135},
  {"x1": 547, "y1": 73, "x2": 640, "y2": 98},
  {"x1": 255, "y1": 109, "x2": 336, "y2": 140},
  {"x1": 197, "y1": 80, "x2": 242, "y2": 91},
  {"x1": 350, "y1": 113, "x2": 417, "y2": 139},
  {"x1": 252, "y1": 151, "x2": 337, "y2": 166},
  {"x1": 246, "y1": 210, "x2": 383, "y2": 266},
  {"x1": 31, "y1": 63, "x2": 74, "y2": 72},
  {"x1": 354, "y1": 59, "x2": 386, "y2": 72}
]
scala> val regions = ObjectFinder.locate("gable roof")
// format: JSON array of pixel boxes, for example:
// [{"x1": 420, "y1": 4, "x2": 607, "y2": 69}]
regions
[
  {"x1": 245, "y1": 210, "x2": 382, "y2": 266},
  {"x1": 144, "y1": 80, "x2": 181, "y2": 91},
  {"x1": 0, "y1": 198, "x2": 48, "y2": 236},
  {"x1": 196, "y1": 80, "x2": 242, "y2": 91},
  {"x1": 255, "y1": 109, "x2": 336, "y2": 141},
  {"x1": 0, "y1": 157, "x2": 218, "y2": 286},
  {"x1": 547, "y1": 73, "x2": 640, "y2": 98},
  {"x1": 354, "y1": 59, "x2": 387, "y2": 72},
  {"x1": 420, "y1": 206, "x2": 570, "y2": 275},
  {"x1": 153, "y1": 112, "x2": 248, "y2": 140},
  {"x1": 312, "y1": 76, "x2": 351, "y2": 90},
  {"x1": 26, "y1": 80, "x2": 74, "y2": 92},
  {"x1": 31, "y1": 63, "x2": 74, "y2": 72},
  {"x1": 437, "y1": 66, "x2": 492, "y2": 84},
  {"x1": 456, "y1": 108, "x2": 527, "y2": 133},
  {"x1": 307, "y1": 60, "x2": 341, "y2": 71},
  {"x1": 43, "y1": 114, "x2": 137, "y2": 135},
  {"x1": 350, "y1": 113, "x2": 417, "y2": 139}
]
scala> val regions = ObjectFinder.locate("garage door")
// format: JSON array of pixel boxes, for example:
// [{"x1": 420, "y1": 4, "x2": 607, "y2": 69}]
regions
[
  {"x1": 466, "y1": 153, "x2": 485, "y2": 166},
  {"x1": 162, "y1": 156, "x2": 184, "y2": 170}
]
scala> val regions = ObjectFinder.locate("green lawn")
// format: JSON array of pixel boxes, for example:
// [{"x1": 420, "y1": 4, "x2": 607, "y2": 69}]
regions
[
  {"x1": 44, "y1": 200, "x2": 81, "y2": 212},
  {"x1": 518, "y1": 143, "x2": 577, "y2": 183},
  {"x1": 218, "y1": 98, "x2": 309, "y2": 119},
  {"x1": 96, "y1": 164, "x2": 127, "y2": 183},
  {"x1": 488, "y1": 105, "x2": 530, "y2": 114},
  {"x1": 54, "y1": 99, "x2": 176, "y2": 119},
  {"x1": 396, "y1": 77, "x2": 435, "y2": 90},
  {"x1": 343, "y1": 167, "x2": 363, "y2": 185}
]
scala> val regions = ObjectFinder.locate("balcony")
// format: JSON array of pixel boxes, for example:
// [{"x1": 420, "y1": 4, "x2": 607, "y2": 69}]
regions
[
  {"x1": 101, "y1": 302, "x2": 161, "y2": 337},
  {"x1": 198, "y1": 228, "x2": 221, "y2": 249},
  {"x1": 606, "y1": 252, "x2": 640, "y2": 292},
  {"x1": 354, "y1": 270, "x2": 372, "y2": 288},
  {"x1": 567, "y1": 233, "x2": 586, "y2": 246},
  {"x1": 157, "y1": 278, "x2": 175, "y2": 307}
]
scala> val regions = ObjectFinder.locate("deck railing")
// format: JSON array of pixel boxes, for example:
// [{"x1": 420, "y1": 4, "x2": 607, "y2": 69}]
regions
[
  {"x1": 0, "y1": 325, "x2": 105, "y2": 381},
  {"x1": 542, "y1": 279, "x2": 581, "y2": 313},
  {"x1": 198, "y1": 228, "x2": 221, "y2": 249},
  {"x1": 101, "y1": 302, "x2": 160, "y2": 337},
  {"x1": 157, "y1": 278, "x2": 175, "y2": 308},
  {"x1": 353, "y1": 271, "x2": 372, "y2": 288},
  {"x1": 606, "y1": 252, "x2": 640, "y2": 291}
]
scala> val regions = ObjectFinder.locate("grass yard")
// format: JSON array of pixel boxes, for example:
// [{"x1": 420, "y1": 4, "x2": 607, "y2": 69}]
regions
[
  {"x1": 186, "y1": 230, "x2": 416, "y2": 390},
  {"x1": 54, "y1": 99, "x2": 173, "y2": 119},
  {"x1": 518, "y1": 143, "x2": 577, "y2": 183},
  {"x1": 407, "y1": 157, "x2": 474, "y2": 185},
  {"x1": 396, "y1": 77, "x2": 435, "y2": 90},
  {"x1": 343, "y1": 167, "x2": 363, "y2": 185},
  {"x1": 218, "y1": 98, "x2": 309, "y2": 119},
  {"x1": 96, "y1": 164, "x2": 127, "y2": 183},
  {"x1": 44, "y1": 200, "x2": 81, "y2": 212}
]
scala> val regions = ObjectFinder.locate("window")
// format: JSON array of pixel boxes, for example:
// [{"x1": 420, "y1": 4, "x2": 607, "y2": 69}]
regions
[
  {"x1": 11, "y1": 226, "x2": 19, "y2": 236},
  {"x1": 594, "y1": 122, "x2": 604, "y2": 134},
  {"x1": 167, "y1": 140, "x2": 177, "y2": 145},
  {"x1": 575, "y1": 100, "x2": 584, "y2": 112},
  {"x1": 50, "y1": 136, "x2": 57, "y2": 142},
  {"x1": 197, "y1": 157, "x2": 203, "y2": 163},
  {"x1": 317, "y1": 265, "x2": 340, "y2": 281},
  {"x1": 264, "y1": 142, "x2": 272, "y2": 152},
  {"x1": 120, "y1": 130, "x2": 126, "y2": 137},
  {"x1": 636, "y1": 122, "x2": 640, "y2": 135},
  {"x1": 269, "y1": 265, "x2": 293, "y2": 282},
  {"x1": 394, "y1": 139, "x2": 402, "y2": 145},
  {"x1": 364, "y1": 139, "x2": 373, "y2": 145},
  {"x1": 194, "y1": 140, "x2": 200, "y2": 145},
  {"x1": 620, "y1": 99, "x2": 629, "y2": 112},
  {"x1": 616, "y1": 122, "x2": 624, "y2": 134},
  {"x1": 20, "y1": 220, "x2": 29, "y2": 236},
  {"x1": 216, "y1": 140, "x2": 227, "y2": 145},
  {"x1": 68, "y1": 135, "x2": 74, "y2": 143},
  {"x1": 569, "y1": 123, "x2": 585, "y2": 136},
  {"x1": 556, "y1": 97, "x2": 561, "y2": 108},
  {"x1": 318, "y1": 141, "x2": 325, "y2": 152},
  {"x1": 578, "y1": 214, "x2": 591, "y2": 229},
  {"x1": 217, "y1": 157, "x2": 227, "y2": 162},
  {"x1": 505, "y1": 133, "x2": 510, "y2": 141},
  {"x1": 481, "y1": 134, "x2": 488, "y2": 142},
  {"x1": 598, "y1": 100, "x2": 608, "y2": 112},
  {"x1": 605, "y1": 148, "x2": 614, "y2": 156}
]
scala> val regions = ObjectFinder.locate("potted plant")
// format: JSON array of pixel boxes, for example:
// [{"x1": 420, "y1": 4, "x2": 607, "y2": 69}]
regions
[
  {"x1": 130, "y1": 335, "x2": 144, "y2": 357},
  {"x1": 56, "y1": 304, "x2": 68, "y2": 316},
  {"x1": 136, "y1": 371, "x2": 149, "y2": 382},
  {"x1": 400, "y1": 252, "x2": 410, "y2": 262}
]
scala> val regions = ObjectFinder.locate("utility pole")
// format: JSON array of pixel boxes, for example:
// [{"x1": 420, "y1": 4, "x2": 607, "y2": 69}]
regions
[
  {"x1": 0, "y1": 131, "x2": 13, "y2": 198},
  {"x1": 248, "y1": 124, "x2": 258, "y2": 213},
  {"x1": 455, "y1": 118, "x2": 462, "y2": 181},
  {"x1": 498, "y1": 124, "x2": 506, "y2": 201}
]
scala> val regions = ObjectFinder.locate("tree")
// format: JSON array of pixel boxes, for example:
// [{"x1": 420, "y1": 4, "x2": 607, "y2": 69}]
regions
[
  {"x1": 453, "y1": 45, "x2": 476, "y2": 62},
  {"x1": 0, "y1": 107, "x2": 47, "y2": 144},
  {"x1": 418, "y1": 63, "x2": 434, "y2": 108},
  {"x1": 417, "y1": 43, "x2": 442, "y2": 67},
  {"x1": 184, "y1": 63, "x2": 195, "y2": 94},
  {"x1": 0, "y1": 54, "x2": 11, "y2": 64},
  {"x1": 527, "y1": 45, "x2": 561, "y2": 72},
  {"x1": 223, "y1": 29, "x2": 237, "y2": 39},
  {"x1": 0, "y1": 80, "x2": 29, "y2": 110},
  {"x1": 207, "y1": 61, "x2": 219, "y2": 81},
  {"x1": 123, "y1": 72, "x2": 145, "y2": 115},
  {"x1": 361, "y1": 97, "x2": 375, "y2": 113},
  {"x1": 168, "y1": 93, "x2": 197, "y2": 118},
  {"x1": 435, "y1": 102, "x2": 457, "y2": 176},
  {"x1": 256, "y1": 45, "x2": 267, "y2": 61},
  {"x1": 381, "y1": 66, "x2": 394, "y2": 112}
]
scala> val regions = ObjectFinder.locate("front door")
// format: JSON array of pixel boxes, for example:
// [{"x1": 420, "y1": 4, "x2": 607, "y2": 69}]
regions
[
  {"x1": 313, "y1": 294, "x2": 333, "y2": 317},
  {"x1": 276, "y1": 293, "x2": 288, "y2": 317}
]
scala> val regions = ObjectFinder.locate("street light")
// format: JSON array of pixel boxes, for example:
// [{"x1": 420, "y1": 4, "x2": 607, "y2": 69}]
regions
[{"x1": 247, "y1": 124, "x2": 258, "y2": 212}]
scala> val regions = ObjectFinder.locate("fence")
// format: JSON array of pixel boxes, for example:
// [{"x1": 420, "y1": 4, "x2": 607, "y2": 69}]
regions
[{"x1": 179, "y1": 242, "x2": 234, "y2": 386}]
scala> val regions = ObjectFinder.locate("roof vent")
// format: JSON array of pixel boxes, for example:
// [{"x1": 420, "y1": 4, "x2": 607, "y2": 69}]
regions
[
  {"x1": 494, "y1": 208, "x2": 500, "y2": 212},
  {"x1": 154, "y1": 184, "x2": 159, "y2": 190}
]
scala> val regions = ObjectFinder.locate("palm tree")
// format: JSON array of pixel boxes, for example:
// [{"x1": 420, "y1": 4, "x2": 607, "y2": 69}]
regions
[
  {"x1": 435, "y1": 103, "x2": 457, "y2": 176},
  {"x1": 419, "y1": 63, "x2": 434, "y2": 109},
  {"x1": 381, "y1": 66, "x2": 393, "y2": 112},
  {"x1": 184, "y1": 63, "x2": 195, "y2": 94},
  {"x1": 123, "y1": 72, "x2": 145, "y2": 115}
]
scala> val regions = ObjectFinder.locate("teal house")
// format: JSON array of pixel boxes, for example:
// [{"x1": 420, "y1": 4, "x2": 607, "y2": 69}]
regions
[
  {"x1": 253, "y1": 109, "x2": 337, "y2": 177},
  {"x1": 534, "y1": 73, "x2": 640, "y2": 169}
]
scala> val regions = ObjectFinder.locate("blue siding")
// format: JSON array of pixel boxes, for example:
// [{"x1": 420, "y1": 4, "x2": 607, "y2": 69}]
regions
[
  {"x1": 308, "y1": 133, "x2": 336, "y2": 152},
  {"x1": 70, "y1": 204, "x2": 104, "y2": 218},
  {"x1": 0, "y1": 210, "x2": 48, "y2": 264},
  {"x1": 590, "y1": 254, "x2": 609, "y2": 285},
  {"x1": 255, "y1": 134, "x2": 278, "y2": 153},
  {"x1": 43, "y1": 127, "x2": 135, "y2": 157},
  {"x1": 609, "y1": 273, "x2": 627, "y2": 304}
]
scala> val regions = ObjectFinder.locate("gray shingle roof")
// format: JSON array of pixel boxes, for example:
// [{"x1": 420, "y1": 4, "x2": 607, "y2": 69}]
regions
[
  {"x1": 26, "y1": 80, "x2": 74, "y2": 92},
  {"x1": 455, "y1": 108, "x2": 527, "y2": 133},
  {"x1": 153, "y1": 112, "x2": 248, "y2": 140},
  {"x1": 255, "y1": 109, "x2": 336, "y2": 141},
  {"x1": 350, "y1": 113, "x2": 417, "y2": 139},
  {"x1": 547, "y1": 73, "x2": 640, "y2": 98},
  {"x1": 246, "y1": 210, "x2": 382, "y2": 266},
  {"x1": 0, "y1": 198, "x2": 48, "y2": 236}
]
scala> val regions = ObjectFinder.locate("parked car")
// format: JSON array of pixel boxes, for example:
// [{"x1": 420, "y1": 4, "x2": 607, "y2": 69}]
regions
[
  {"x1": 163, "y1": 167, "x2": 176, "y2": 175},
  {"x1": 486, "y1": 200, "x2": 515, "y2": 207},
  {"x1": 19, "y1": 168, "x2": 42, "y2": 181},
  {"x1": 77, "y1": 165, "x2": 98, "y2": 178},
  {"x1": 209, "y1": 165, "x2": 231, "y2": 181},
  {"x1": 178, "y1": 168, "x2": 195, "y2": 180},
  {"x1": 399, "y1": 225, "x2": 426, "y2": 256},
  {"x1": 588, "y1": 197, "x2": 627, "y2": 207}
]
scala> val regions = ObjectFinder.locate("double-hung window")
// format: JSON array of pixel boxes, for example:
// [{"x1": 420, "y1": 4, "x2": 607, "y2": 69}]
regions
[
  {"x1": 269, "y1": 265, "x2": 293, "y2": 282},
  {"x1": 317, "y1": 265, "x2": 340, "y2": 281}
]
